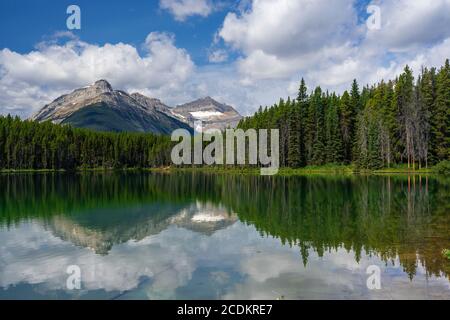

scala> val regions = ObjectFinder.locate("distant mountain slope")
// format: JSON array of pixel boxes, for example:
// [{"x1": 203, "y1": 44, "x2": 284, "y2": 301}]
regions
[
  {"x1": 172, "y1": 96, "x2": 242, "y2": 132},
  {"x1": 60, "y1": 102, "x2": 186, "y2": 134},
  {"x1": 130, "y1": 93, "x2": 173, "y2": 114},
  {"x1": 32, "y1": 80, "x2": 192, "y2": 134}
]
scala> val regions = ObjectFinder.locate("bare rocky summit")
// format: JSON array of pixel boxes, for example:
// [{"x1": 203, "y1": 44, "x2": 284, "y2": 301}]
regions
[{"x1": 173, "y1": 96, "x2": 243, "y2": 132}]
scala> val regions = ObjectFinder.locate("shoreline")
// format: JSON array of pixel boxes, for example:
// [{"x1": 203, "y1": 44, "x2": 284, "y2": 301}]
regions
[
  {"x1": 153, "y1": 166, "x2": 437, "y2": 176},
  {"x1": 0, "y1": 165, "x2": 442, "y2": 176}
]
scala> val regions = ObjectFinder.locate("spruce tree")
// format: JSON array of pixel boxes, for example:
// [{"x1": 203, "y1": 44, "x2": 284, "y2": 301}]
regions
[
  {"x1": 287, "y1": 101, "x2": 301, "y2": 168},
  {"x1": 339, "y1": 91, "x2": 354, "y2": 163},
  {"x1": 305, "y1": 91, "x2": 316, "y2": 164},
  {"x1": 325, "y1": 98, "x2": 343, "y2": 163},
  {"x1": 432, "y1": 59, "x2": 450, "y2": 161},
  {"x1": 297, "y1": 79, "x2": 308, "y2": 166},
  {"x1": 311, "y1": 87, "x2": 326, "y2": 165}
]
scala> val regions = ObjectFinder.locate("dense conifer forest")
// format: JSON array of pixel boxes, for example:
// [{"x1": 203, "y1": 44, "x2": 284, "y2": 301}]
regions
[
  {"x1": 239, "y1": 60, "x2": 450, "y2": 169},
  {"x1": 0, "y1": 115, "x2": 172, "y2": 170}
]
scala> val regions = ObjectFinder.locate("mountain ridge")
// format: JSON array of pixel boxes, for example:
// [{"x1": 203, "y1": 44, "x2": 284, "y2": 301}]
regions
[
  {"x1": 32, "y1": 80, "x2": 242, "y2": 134},
  {"x1": 173, "y1": 96, "x2": 242, "y2": 132}
]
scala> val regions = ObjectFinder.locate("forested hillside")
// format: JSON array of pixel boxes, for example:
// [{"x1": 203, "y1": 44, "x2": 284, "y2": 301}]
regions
[
  {"x1": 239, "y1": 60, "x2": 450, "y2": 169},
  {"x1": 0, "y1": 115, "x2": 172, "y2": 170}
]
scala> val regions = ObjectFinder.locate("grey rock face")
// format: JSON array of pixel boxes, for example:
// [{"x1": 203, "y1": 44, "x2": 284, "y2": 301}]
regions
[
  {"x1": 172, "y1": 96, "x2": 243, "y2": 132},
  {"x1": 32, "y1": 80, "x2": 114, "y2": 123},
  {"x1": 130, "y1": 93, "x2": 171, "y2": 114}
]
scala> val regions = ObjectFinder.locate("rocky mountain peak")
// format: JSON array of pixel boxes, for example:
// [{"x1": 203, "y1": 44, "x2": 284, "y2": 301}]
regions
[
  {"x1": 92, "y1": 79, "x2": 113, "y2": 93},
  {"x1": 130, "y1": 92, "x2": 159, "y2": 104},
  {"x1": 173, "y1": 96, "x2": 242, "y2": 132}
]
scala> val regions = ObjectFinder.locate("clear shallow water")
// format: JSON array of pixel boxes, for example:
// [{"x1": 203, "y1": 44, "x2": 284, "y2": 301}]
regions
[{"x1": 0, "y1": 172, "x2": 449, "y2": 300}]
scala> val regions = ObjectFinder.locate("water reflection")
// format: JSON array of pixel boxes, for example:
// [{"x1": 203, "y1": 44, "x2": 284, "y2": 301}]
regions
[
  {"x1": 45, "y1": 201, "x2": 237, "y2": 255},
  {"x1": 0, "y1": 172, "x2": 448, "y2": 299}
]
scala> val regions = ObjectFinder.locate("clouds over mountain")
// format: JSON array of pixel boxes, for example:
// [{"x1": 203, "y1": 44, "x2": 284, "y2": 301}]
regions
[{"x1": 0, "y1": 32, "x2": 194, "y2": 116}]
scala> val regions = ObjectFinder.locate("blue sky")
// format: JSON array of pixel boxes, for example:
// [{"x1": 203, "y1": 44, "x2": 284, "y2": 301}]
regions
[
  {"x1": 0, "y1": 0, "x2": 449, "y2": 117},
  {"x1": 0, "y1": 0, "x2": 234, "y2": 64}
]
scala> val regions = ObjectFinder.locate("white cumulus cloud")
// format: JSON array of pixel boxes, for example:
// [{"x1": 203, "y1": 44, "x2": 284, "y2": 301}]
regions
[
  {"x1": 218, "y1": 0, "x2": 450, "y2": 93},
  {"x1": 159, "y1": 0, "x2": 214, "y2": 21}
]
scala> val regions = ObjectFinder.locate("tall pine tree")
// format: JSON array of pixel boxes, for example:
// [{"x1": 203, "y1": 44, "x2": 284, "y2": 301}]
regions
[{"x1": 432, "y1": 59, "x2": 450, "y2": 161}]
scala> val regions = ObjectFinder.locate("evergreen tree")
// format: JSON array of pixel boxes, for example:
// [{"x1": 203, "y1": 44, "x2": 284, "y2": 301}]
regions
[
  {"x1": 339, "y1": 91, "x2": 354, "y2": 163},
  {"x1": 325, "y1": 96, "x2": 343, "y2": 163},
  {"x1": 432, "y1": 59, "x2": 450, "y2": 161},
  {"x1": 391, "y1": 66, "x2": 413, "y2": 166},
  {"x1": 287, "y1": 101, "x2": 301, "y2": 168},
  {"x1": 311, "y1": 87, "x2": 326, "y2": 165},
  {"x1": 304, "y1": 91, "x2": 316, "y2": 164},
  {"x1": 350, "y1": 79, "x2": 361, "y2": 112},
  {"x1": 297, "y1": 78, "x2": 309, "y2": 166},
  {"x1": 380, "y1": 80, "x2": 396, "y2": 167}
]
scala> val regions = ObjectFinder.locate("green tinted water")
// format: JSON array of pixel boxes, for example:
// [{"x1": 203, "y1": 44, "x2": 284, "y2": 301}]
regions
[{"x1": 0, "y1": 172, "x2": 448, "y2": 299}]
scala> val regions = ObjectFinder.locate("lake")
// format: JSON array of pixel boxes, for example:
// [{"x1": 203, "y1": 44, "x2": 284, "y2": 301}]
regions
[{"x1": 0, "y1": 172, "x2": 449, "y2": 299}]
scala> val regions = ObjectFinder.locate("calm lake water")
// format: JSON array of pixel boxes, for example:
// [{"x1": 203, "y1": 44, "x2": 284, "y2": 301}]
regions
[{"x1": 0, "y1": 172, "x2": 449, "y2": 300}]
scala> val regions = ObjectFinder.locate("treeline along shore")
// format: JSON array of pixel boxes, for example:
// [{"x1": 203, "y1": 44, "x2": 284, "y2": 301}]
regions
[{"x1": 240, "y1": 60, "x2": 450, "y2": 171}]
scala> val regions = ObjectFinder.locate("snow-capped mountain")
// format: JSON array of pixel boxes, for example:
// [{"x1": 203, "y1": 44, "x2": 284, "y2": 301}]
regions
[{"x1": 172, "y1": 96, "x2": 243, "y2": 132}]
